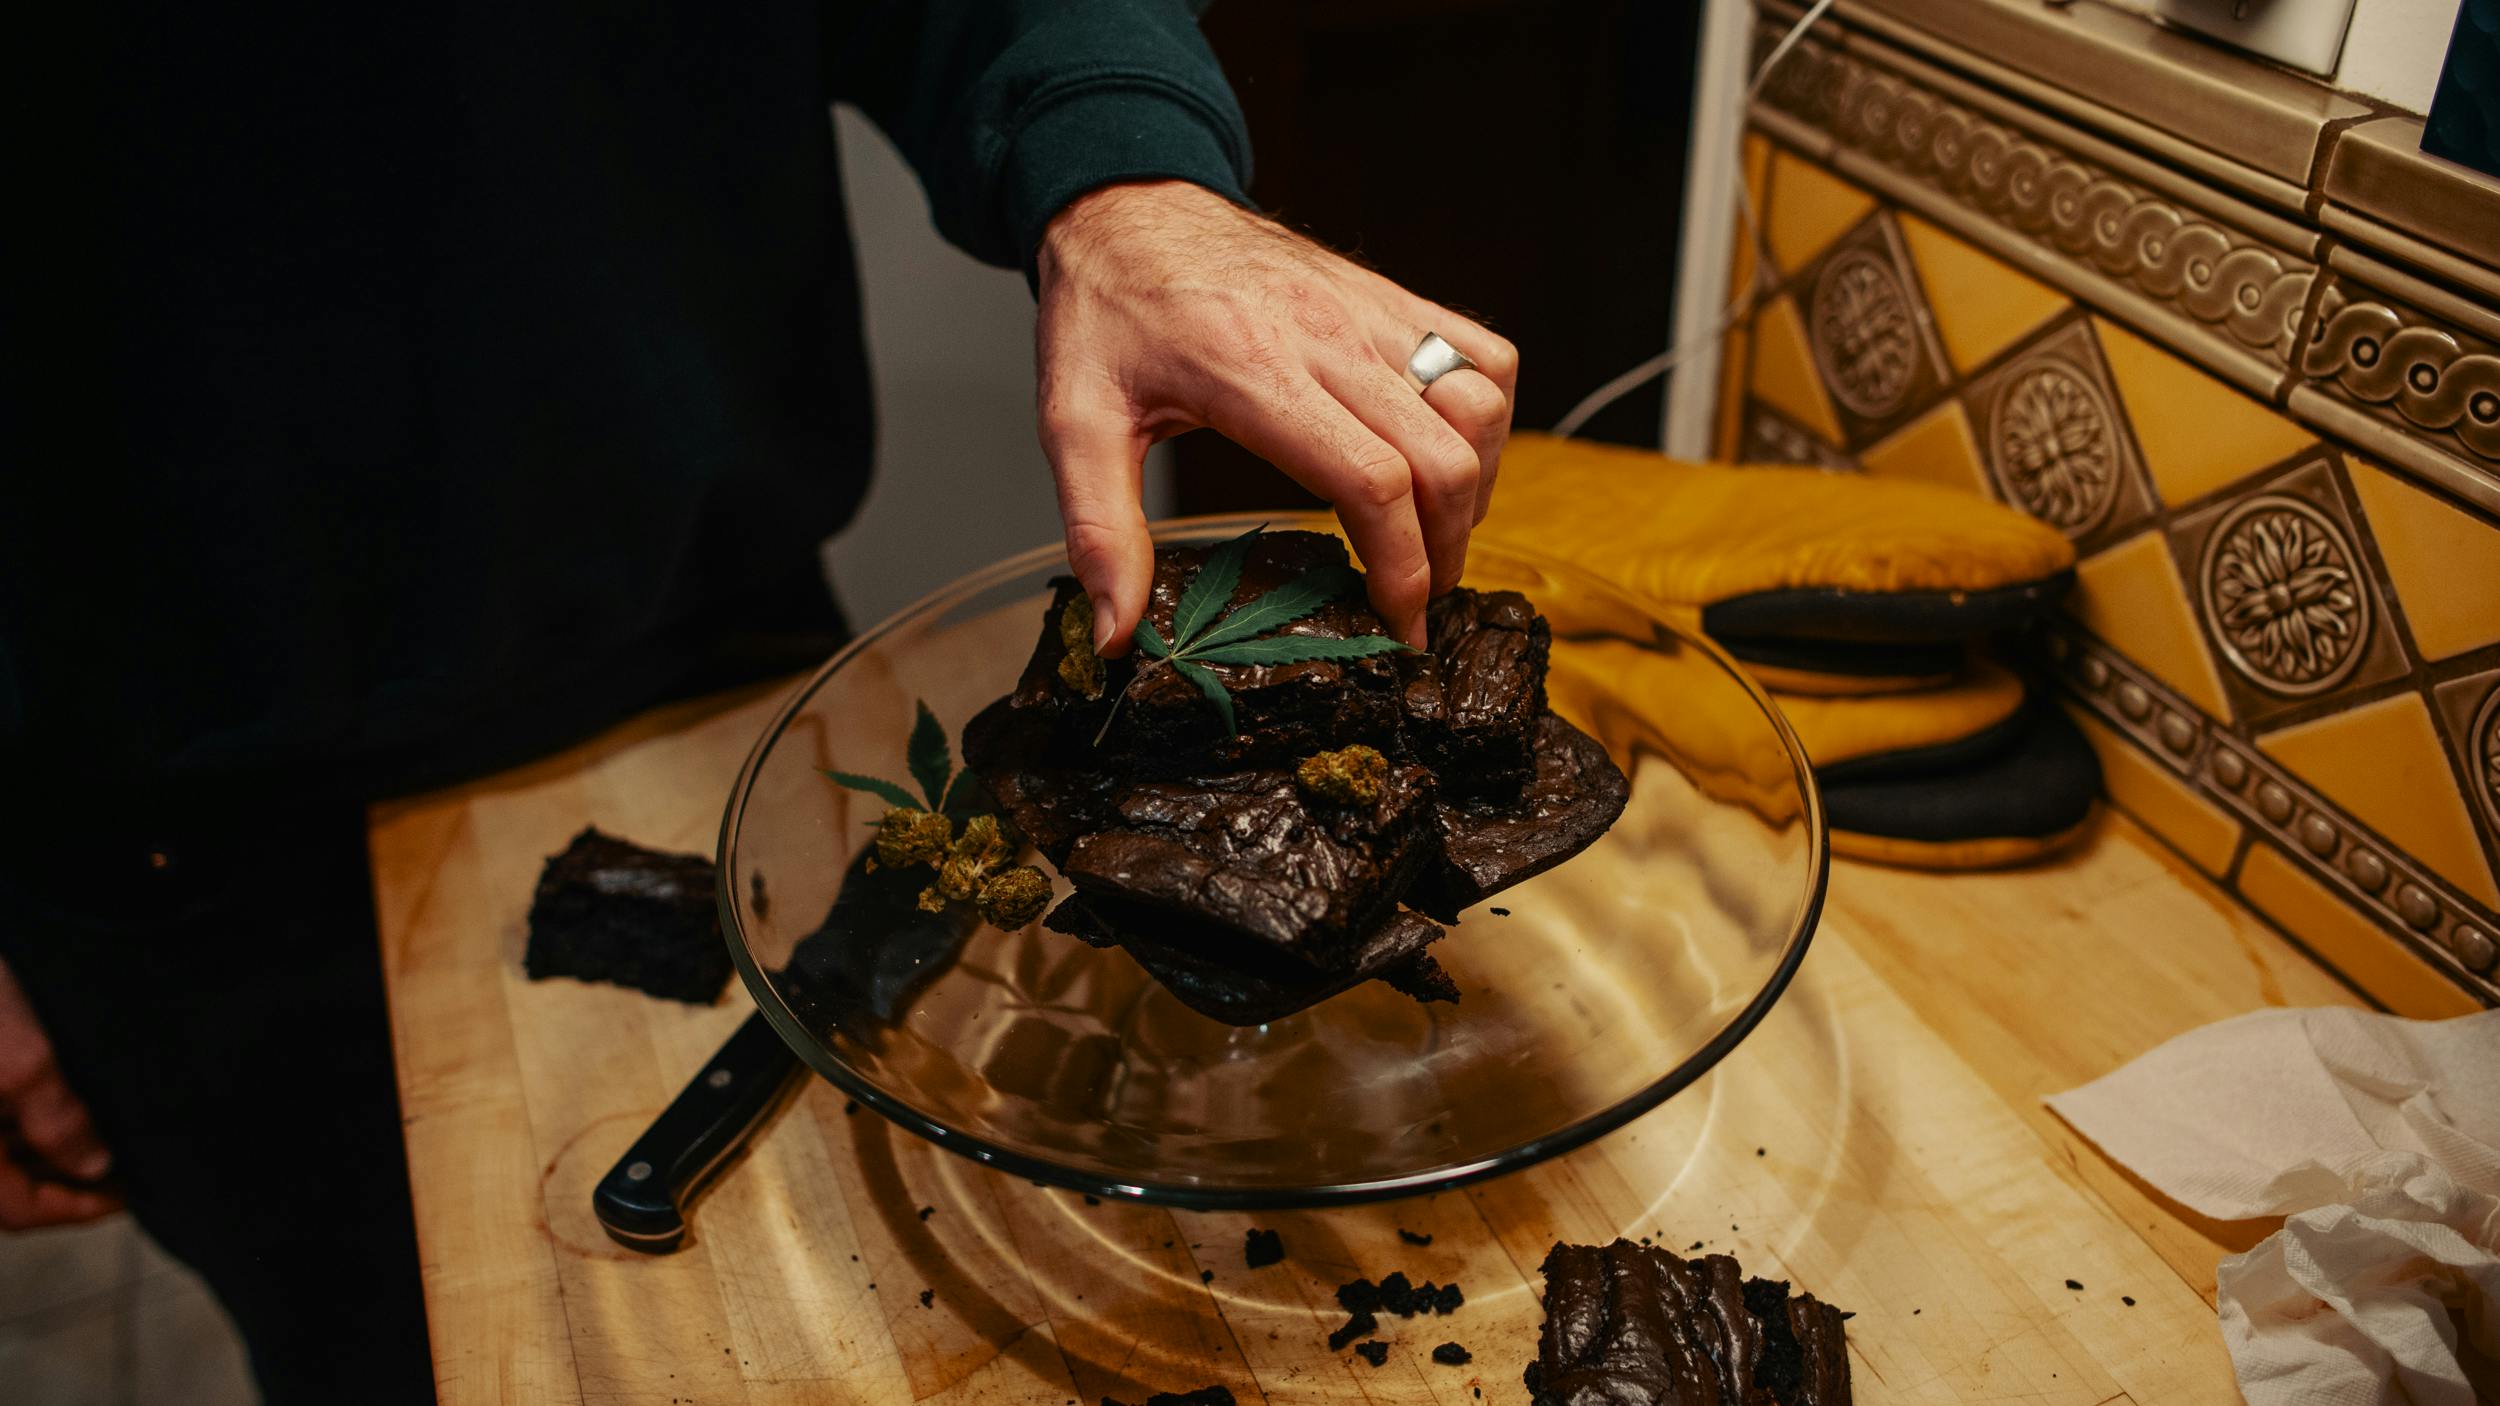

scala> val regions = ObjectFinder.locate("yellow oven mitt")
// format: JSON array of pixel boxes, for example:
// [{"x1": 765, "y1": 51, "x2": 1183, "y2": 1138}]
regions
[
  {"x1": 1772, "y1": 663, "x2": 2099, "y2": 868},
  {"x1": 1548, "y1": 639, "x2": 2099, "y2": 871},
  {"x1": 1476, "y1": 433, "x2": 2076, "y2": 688}
]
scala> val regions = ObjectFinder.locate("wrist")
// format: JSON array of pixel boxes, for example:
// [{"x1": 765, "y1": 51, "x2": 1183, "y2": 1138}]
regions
[{"x1": 1039, "y1": 180, "x2": 1242, "y2": 287}]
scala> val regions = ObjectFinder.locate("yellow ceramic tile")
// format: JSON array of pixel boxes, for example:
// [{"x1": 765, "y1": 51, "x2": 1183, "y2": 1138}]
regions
[
  {"x1": 1859, "y1": 400, "x2": 1994, "y2": 500},
  {"x1": 2257, "y1": 693, "x2": 2500, "y2": 906},
  {"x1": 1749, "y1": 296, "x2": 1846, "y2": 448},
  {"x1": 2069, "y1": 531, "x2": 2235, "y2": 722},
  {"x1": 1713, "y1": 325, "x2": 1750, "y2": 462},
  {"x1": 1764, "y1": 150, "x2": 1876, "y2": 275},
  {"x1": 1729, "y1": 134, "x2": 1772, "y2": 304},
  {"x1": 2093, "y1": 318, "x2": 2316, "y2": 508},
  {"x1": 2070, "y1": 709, "x2": 2241, "y2": 876},
  {"x1": 1896, "y1": 215, "x2": 2068, "y2": 374},
  {"x1": 2238, "y1": 844, "x2": 2483, "y2": 1017},
  {"x1": 2345, "y1": 458, "x2": 2500, "y2": 661}
]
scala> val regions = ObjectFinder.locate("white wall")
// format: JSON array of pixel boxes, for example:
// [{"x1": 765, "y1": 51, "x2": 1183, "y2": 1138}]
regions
[
  {"x1": 822, "y1": 106, "x2": 1176, "y2": 627},
  {"x1": 2334, "y1": 0, "x2": 2461, "y2": 112}
]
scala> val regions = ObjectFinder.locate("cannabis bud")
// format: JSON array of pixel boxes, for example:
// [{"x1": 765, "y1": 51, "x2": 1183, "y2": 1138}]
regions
[
  {"x1": 924, "y1": 812, "x2": 1012, "y2": 910},
  {"x1": 872, "y1": 807, "x2": 954, "y2": 871},
  {"x1": 976, "y1": 865, "x2": 1052, "y2": 929},
  {"x1": 1055, "y1": 594, "x2": 1105, "y2": 700},
  {"x1": 1296, "y1": 743, "x2": 1389, "y2": 806}
]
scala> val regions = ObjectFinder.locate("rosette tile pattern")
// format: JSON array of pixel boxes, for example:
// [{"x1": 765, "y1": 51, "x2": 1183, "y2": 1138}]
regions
[{"x1": 1717, "y1": 5, "x2": 2500, "y2": 1009}]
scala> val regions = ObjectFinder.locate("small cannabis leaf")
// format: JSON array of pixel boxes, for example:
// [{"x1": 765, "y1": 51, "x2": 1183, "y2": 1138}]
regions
[
  {"x1": 825, "y1": 698, "x2": 959, "y2": 811},
  {"x1": 1095, "y1": 525, "x2": 1415, "y2": 743},
  {"x1": 905, "y1": 701, "x2": 951, "y2": 809}
]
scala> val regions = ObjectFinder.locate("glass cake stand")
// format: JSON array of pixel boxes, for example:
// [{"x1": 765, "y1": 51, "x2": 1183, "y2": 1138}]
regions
[{"x1": 718, "y1": 515, "x2": 1827, "y2": 1207}]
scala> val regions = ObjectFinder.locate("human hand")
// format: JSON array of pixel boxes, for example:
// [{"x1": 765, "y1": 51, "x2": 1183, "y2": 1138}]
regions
[
  {"x1": 1034, "y1": 180, "x2": 1518, "y2": 652},
  {"x1": 0, "y1": 957, "x2": 119, "y2": 1229}
]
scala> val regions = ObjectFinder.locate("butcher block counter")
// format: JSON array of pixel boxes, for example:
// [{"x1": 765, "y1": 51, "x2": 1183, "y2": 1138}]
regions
[{"x1": 369, "y1": 679, "x2": 2367, "y2": 1406}]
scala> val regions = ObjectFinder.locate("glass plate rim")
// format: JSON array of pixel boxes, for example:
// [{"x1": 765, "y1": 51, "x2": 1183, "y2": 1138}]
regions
[{"x1": 716, "y1": 512, "x2": 1830, "y2": 1209}]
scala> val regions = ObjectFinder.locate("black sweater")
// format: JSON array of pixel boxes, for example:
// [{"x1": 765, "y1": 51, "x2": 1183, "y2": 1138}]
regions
[{"x1": 8, "y1": 0, "x2": 1249, "y2": 803}]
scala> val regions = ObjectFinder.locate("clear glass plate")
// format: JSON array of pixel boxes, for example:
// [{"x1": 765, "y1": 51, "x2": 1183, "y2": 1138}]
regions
[{"x1": 719, "y1": 514, "x2": 1827, "y2": 1207}]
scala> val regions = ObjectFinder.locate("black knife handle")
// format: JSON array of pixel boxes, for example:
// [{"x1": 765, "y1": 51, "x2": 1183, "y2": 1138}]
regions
[{"x1": 592, "y1": 1012, "x2": 803, "y2": 1253}]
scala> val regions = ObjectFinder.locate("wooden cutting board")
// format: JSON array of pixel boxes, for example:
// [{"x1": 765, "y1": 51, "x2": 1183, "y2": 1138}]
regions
[{"x1": 370, "y1": 681, "x2": 2360, "y2": 1406}]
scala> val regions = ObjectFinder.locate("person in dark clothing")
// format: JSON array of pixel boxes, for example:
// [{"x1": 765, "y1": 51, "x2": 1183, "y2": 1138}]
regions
[{"x1": 1, "y1": 1, "x2": 1515, "y2": 1400}]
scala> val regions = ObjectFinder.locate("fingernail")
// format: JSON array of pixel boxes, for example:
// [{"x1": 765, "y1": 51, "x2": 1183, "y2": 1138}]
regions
[
  {"x1": 1090, "y1": 600, "x2": 1113, "y2": 647},
  {"x1": 73, "y1": 1149, "x2": 112, "y2": 1181}
]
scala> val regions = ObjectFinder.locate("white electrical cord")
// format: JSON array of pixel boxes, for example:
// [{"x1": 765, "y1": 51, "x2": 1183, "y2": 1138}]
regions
[{"x1": 1550, "y1": 0, "x2": 1843, "y2": 440}]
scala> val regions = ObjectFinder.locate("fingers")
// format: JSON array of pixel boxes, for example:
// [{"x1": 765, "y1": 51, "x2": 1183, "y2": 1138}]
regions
[
  {"x1": 1201, "y1": 368, "x2": 1432, "y2": 646},
  {"x1": 1420, "y1": 367, "x2": 1510, "y2": 524},
  {"x1": 0, "y1": 1156, "x2": 120, "y2": 1231},
  {"x1": 1310, "y1": 355, "x2": 1482, "y2": 597},
  {"x1": 14, "y1": 1072, "x2": 111, "y2": 1182},
  {"x1": 0, "y1": 962, "x2": 111, "y2": 1185},
  {"x1": 1038, "y1": 394, "x2": 1156, "y2": 657}
]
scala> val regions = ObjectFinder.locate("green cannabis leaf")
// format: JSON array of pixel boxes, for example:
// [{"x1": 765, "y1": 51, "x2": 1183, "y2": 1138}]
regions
[
  {"x1": 825, "y1": 698, "x2": 963, "y2": 813},
  {"x1": 906, "y1": 701, "x2": 952, "y2": 809},
  {"x1": 1094, "y1": 525, "x2": 1415, "y2": 743},
  {"x1": 823, "y1": 769, "x2": 920, "y2": 810}
]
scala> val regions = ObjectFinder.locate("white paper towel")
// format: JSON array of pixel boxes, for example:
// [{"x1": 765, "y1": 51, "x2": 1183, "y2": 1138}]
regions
[{"x1": 2046, "y1": 1007, "x2": 2500, "y2": 1406}]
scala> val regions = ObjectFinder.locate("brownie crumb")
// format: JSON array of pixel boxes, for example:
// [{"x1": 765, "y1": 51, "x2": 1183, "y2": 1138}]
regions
[
  {"x1": 1689, "y1": 1241, "x2": 1704, "y2": 1251},
  {"x1": 918, "y1": 1206, "x2": 936, "y2": 1222},
  {"x1": 1327, "y1": 1309, "x2": 1378, "y2": 1351},
  {"x1": 843, "y1": 1099, "x2": 858, "y2": 1115},
  {"x1": 1244, "y1": 1228, "x2": 1284, "y2": 1268},
  {"x1": 1084, "y1": 1195, "x2": 1101, "y2": 1206},
  {"x1": 2122, "y1": 1296, "x2": 2136, "y2": 1307},
  {"x1": 1432, "y1": 1343, "x2": 1472, "y2": 1366},
  {"x1": 1353, "y1": 1341, "x2": 1389, "y2": 1367},
  {"x1": 918, "y1": 1289, "x2": 933, "y2": 1309},
  {"x1": 748, "y1": 870, "x2": 770, "y2": 919},
  {"x1": 2064, "y1": 1279, "x2": 2083, "y2": 1291},
  {"x1": 1756, "y1": 1147, "x2": 1766, "y2": 1157},
  {"x1": 1489, "y1": 907, "x2": 1511, "y2": 916},
  {"x1": 1397, "y1": 1228, "x2": 1433, "y2": 1247},
  {"x1": 1200, "y1": 1270, "x2": 1215, "y2": 1284}
]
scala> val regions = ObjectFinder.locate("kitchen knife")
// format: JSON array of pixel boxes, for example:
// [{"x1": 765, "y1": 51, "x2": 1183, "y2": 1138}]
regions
[
  {"x1": 592, "y1": 852, "x2": 982, "y2": 1253},
  {"x1": 592, "y1": 1012, "x2": 801, "y2": 1253}
]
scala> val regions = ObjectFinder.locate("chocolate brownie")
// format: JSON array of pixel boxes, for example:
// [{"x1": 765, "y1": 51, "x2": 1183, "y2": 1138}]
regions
[
  {"x1": 523, "y1": 829, "x2": 728, "y2": 1003},
  {"x1": 997, "y1": 534, "x2": 1407, "y2": 772},
  {"x1": 1047, "y1": 898, "x2": 1446, "y2": 1027},
  {"x1": 1401, "y1": 588, "x2": 1549, "y2": 801},
  {"x1": 1063, "y1": 759, "x2": 1438, "y2": 968},
  {"x1": 1411, "y1": 714, "x2": 1629, "y2": 922},
  {"x1": 1525, "y1": 1240, "x2": 1850, "y2": 1406}
]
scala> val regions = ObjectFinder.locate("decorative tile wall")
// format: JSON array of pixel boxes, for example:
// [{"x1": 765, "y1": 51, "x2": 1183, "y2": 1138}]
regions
[{"x1": 1715, "y1": 10, "x2": 2500, "y2": 1011}]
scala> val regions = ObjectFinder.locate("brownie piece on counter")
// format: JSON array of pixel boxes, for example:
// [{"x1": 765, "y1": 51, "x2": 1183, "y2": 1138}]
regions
[
  {"x1": 1411, "y1": 714, "x2": 1629, "y2": 922},
  {"x1": 1064, "y1": 758, "x2": 1439, "y2": 969},
  {"x1": 1401, "y1": 588, "x2": 1550, "y2": 802},
  {"x1": 1048, "y1": 897, "x2": 1447, "y2": 1026},
  {"x1": 524, "y1": 829, "x2": 729, "y2": 1004},
  {"x1": 1525, "y1": 1240, "x2": 1850, "y2": 1406},
  {"x1": 1101, "y1": 1387, "x2": 1235, "y2": 1406},
  {"x1": 1744, "y1": 1276, "x2": 1854, "y2": 1406}
]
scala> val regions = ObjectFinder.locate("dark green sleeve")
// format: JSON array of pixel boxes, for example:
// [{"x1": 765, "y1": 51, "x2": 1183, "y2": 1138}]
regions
[{"x1": 828, "y1": 0, "x2": 1254, "y2": 274}]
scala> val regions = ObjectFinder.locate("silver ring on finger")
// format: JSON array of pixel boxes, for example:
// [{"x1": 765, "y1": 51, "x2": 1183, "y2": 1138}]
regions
[{"x1": 1406, "y1": 331, "x2": 1476, "y2": 392}]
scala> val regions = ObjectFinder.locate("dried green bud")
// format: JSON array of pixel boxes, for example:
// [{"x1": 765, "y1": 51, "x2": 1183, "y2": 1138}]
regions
[
  {"x1": 932, "y1": 813, "x2": 1012, "y2": 903},
  {"x1": 915, "y1": 883, "x2": 949, "y2": 914},
  {"x1": 1055, "y1": 594, "x2": 1105, "y2": 700},
  {"x1": 1295, "y1": 744, "x2": 1389, "y2": 806},
  {"x1": 872, "y1": 807, "x2": 953, "y2": 870},
  {"x1": 976, "y1": 865, "x2": 1052, "y2": 929}
]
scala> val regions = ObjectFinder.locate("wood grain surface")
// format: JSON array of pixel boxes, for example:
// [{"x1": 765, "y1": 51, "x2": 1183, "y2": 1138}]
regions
[{"x1": 371, "y1": 681, "x2": 2361, "y2": 1405}]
